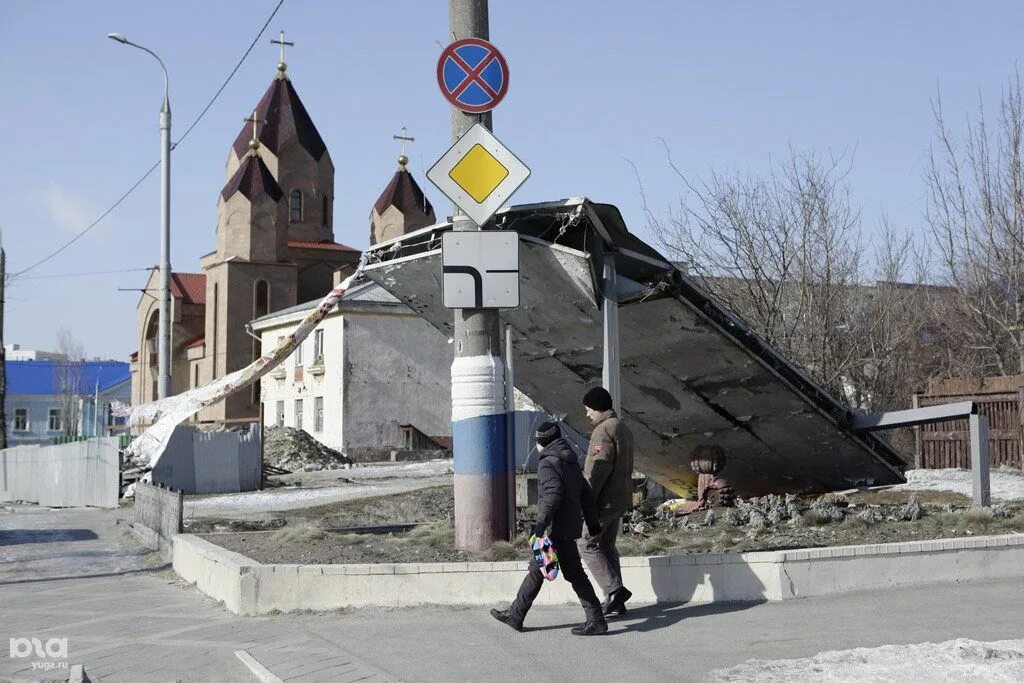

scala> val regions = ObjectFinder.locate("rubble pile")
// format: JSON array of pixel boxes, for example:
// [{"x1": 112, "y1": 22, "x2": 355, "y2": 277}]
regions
[
  {"x1": 264, "y1": 427, "x2": 352, "y2": 472},
  {"x1": 631, "y1": 491, "x2": 1023, "y2": 537}
]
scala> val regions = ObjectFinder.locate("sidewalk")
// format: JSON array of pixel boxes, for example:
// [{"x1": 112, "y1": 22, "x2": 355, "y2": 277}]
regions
[{"x1": 3, "y1": 505, "x2": 1024, "y2": 681}]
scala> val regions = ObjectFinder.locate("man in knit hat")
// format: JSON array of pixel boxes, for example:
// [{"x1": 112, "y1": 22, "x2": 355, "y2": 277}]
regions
[
  {"x1": 490, "y1": 421, "x2": 607, "y2": 635},
  {"x1": 579, "y1": 386, "x2": 635, "y2": 616}
]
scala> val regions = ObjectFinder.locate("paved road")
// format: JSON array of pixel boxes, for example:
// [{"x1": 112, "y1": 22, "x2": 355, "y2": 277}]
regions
[{"x1": 2, "y1": 505, "x2": 1023, "y2": 682}]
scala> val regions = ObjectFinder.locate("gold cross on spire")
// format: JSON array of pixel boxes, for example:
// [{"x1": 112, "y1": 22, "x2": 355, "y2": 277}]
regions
[
  {"x1": 393, "y1": 126, "x2": 414, "y2": 169},
  {"x1": 244, "y1": 110, "x2": 264, "y2": 155},
  {"x1": 271, "y1": 30, "x2": 294, "y2": 76}
]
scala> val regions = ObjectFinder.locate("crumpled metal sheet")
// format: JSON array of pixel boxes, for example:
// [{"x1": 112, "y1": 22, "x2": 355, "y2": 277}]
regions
[{"x1": 363, "y1": 203, "x2": 905, "y2": 496}]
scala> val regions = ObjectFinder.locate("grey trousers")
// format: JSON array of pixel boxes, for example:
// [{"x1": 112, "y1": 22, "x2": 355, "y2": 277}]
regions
[{"x1": 578, "y1": 512, "x2": 624, "y2": 597}]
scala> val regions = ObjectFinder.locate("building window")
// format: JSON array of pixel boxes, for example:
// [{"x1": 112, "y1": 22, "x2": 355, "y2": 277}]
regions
[
  {"x1": 13, "y1": 408, "x2": 28, "y2": 432},
  {"x1": 289, "y1": 190, "x2": 303, "y2": 222},
  {"x1": 294, "y1": 339, "x2": 303, "y2": 367},
  {"x1": 254, "y1": 280, "x2": 270, "y2": 318},
  {"x1": 314, "y1": 397, "x2": 324, "y2": 432},
  {"x1": 294, "y1": 399, "x2": 304, "y2": 429},
  {"x1": 193, "y1": 364, "x2": 199, "y2": 389},
  {"x1": 48, "y1": 408, "x2": 63, "y2": 432},
  {"x1": 275, "y1": 401, "x2": 285, "y2": 428},
  {"x1": 321, "y1": 194, "x2": 329, "y2": 227},
  {"x1": 314, "y1": 329, "x2": 324, "y2": 363}
]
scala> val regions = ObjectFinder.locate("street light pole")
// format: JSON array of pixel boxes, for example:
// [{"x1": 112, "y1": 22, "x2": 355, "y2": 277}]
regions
[{"x1": 108, "y1": 33, "x2": 172, "y2": 400}]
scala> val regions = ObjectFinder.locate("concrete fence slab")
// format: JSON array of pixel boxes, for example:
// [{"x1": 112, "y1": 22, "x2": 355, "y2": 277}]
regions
[
  {"x1": 0, "y1": 439, "x2": 119, "y2": 508},
  {"x1": 172, "y1": 532, "x2": 1024, "y2": 616},
  {"x1": 153, "y1": 425, "x2": 260, "y2": 495}
]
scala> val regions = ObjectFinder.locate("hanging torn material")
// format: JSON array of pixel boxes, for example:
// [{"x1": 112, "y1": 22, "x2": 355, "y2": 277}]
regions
[{"x1": 116, "y1": 259, "x2": 365, "y2": 468}]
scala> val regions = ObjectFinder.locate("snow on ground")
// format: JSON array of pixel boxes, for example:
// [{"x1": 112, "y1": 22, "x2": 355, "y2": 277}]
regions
[
  {"x1": 184, "y1": 459, "x2": 453, "y2": 517},
  {"x1": 892, "y1": 467, "x2": 1024, "y2": 501},
  {"x1": 712, "y1": 638, "x2": 1024, "y2": 682}
]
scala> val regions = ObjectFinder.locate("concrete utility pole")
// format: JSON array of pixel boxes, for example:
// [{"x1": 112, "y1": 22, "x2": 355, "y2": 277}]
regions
[
  {"x1": 109, "y1": 33, "x2": 172, "y2": 400},
  {"x1": 449, "y1": 0, "x2": 511, "y2": 550}
]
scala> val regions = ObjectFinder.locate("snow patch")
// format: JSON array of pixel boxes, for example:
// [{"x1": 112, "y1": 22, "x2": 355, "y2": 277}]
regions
[
  {"x1": 894, "y1": 467, "x2": 1024, "y2": 501},
  {"x1": 712, "y1": 638, "x2": 1024, "y2": 682}
]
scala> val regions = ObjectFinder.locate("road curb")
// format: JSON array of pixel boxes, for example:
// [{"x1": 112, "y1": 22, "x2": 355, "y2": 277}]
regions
[{"x1": 172, "y1": 532, "x2": 1024, "y2": 616}]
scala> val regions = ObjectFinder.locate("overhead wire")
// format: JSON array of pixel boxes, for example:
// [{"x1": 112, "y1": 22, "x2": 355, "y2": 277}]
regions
[
  {"x1": 11, "y1": 0, "x2": 287, "y2": 279},
  {"x1": 18, "y1": 267, "x2": 156, "y2": 281}
]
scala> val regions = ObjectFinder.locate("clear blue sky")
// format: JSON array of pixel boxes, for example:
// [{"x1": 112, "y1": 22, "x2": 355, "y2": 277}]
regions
[{"x1": 3, "y1": 1, "x2": 1022, "y2": 360}]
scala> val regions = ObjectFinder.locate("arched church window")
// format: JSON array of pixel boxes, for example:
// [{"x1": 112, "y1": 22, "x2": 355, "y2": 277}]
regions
[
  {"x1": 321, "y1": 194, "x2": 329, "y2": 227},
  {"x1": 254, "y1": 280, "x2": 270, "y2": 318},
  {"x1": 289, "y1": 190, "x2": 303, "y2": 222}
]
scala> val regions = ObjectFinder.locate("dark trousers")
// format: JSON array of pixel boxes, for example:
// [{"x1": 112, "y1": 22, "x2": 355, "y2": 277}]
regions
[
  {"x1": 510, "y1": 537, "x2": 603, "y2": 623},
  {"x1": 578, "y1": 512, "x2": 624, "y2": 597}
]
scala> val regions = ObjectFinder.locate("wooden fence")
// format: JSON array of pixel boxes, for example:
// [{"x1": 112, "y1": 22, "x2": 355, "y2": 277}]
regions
[{"x1": 914, "y1": 376, "x2": 1024, "y2": 470}]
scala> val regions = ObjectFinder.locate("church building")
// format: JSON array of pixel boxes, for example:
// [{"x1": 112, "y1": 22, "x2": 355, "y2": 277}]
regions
[{"x1": 130, "y1": 45, "x2": 435, "y2": 426}]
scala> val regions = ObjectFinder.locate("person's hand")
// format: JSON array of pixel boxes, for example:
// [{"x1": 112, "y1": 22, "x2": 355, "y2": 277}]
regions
[{"x1": 531, "y1": 523, "x2": 546, "y2": 539}]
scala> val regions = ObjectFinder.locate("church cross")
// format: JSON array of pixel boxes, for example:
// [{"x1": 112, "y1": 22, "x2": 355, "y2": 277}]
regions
[
  {"x1": 244, "y1": 110, "x2": 264, "y2": 153},
  {"x1": 393, "y1": 126, "x2": 414, "y2": 168},
  {"x1": 271, "y1": 31, "x2": 294, "y2": 73}
]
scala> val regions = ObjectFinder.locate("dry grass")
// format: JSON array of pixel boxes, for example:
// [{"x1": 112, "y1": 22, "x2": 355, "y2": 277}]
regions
[
  {"x1": 269, "y1": 525, "x2": 326, "y2": 544},
  {"x1": 799, "y1": 510, "x2": 830, "y2": 527},
  {"x1": 399, "y1": 521, "x2": 454, "y2": 548},
  {"x1": 480, "y1": 541, "x2": 519, "y2": 561}
]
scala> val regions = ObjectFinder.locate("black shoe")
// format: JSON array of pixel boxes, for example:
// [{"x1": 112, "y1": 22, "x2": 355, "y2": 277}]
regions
[
  {"x1": 604, "y1": 587, "x2": 633, "y2": 616},
  {"x1": 490, "y1": 608, "x2": 523, "y2": 632},
  {"x1": 571, "y1": 618, "x2": 608, "y2": 636}
]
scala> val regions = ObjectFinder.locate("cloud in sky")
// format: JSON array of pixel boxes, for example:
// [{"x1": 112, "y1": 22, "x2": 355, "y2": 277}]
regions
[{"x1": 43, "y1": 184, "x2": 94, "y2": 235}]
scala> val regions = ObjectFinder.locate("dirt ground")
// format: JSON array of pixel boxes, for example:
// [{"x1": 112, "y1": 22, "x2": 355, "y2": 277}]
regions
[{"x1": 203, "y1": 485, "x2": 1024, "y2": 565}]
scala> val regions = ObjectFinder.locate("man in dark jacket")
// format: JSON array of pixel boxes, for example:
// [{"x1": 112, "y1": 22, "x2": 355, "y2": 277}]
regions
[
  {"x1": 578, "y1": 386, "x2": 635, "y2": 616},
  {"x1": 490, "y1": 422, "x2": 608, "y2": 636}
]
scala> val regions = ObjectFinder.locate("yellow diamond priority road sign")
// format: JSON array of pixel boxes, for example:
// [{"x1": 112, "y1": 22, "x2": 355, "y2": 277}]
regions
[{"x1": 427, "y1": 123, "x2": 530, "y2": 227}]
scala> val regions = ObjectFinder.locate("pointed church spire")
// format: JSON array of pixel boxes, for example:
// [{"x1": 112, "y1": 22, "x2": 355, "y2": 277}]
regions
[
  {"x1": 229, "y1": 35, "x2": 327, "y2": 163},
  {"x1": 371, "y1": 129, "x2": 436, "y2": 244}
]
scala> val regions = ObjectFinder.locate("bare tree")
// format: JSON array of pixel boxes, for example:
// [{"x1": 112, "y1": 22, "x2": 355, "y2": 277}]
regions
[
  {"x1": 639, "y1": 145, "x2": 938, "y2": 410},
  {"x1": 925, "y1": 73, "x2": 1024, "y2": 376},
  {"x1": 55, "y1": 327, "x2": 84, "y2": 437}
]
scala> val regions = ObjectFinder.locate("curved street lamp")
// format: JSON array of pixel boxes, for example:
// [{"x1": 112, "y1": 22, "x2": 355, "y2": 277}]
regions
[{"x1": 108, "y1": 33, "x2": 172, "y2": 401}]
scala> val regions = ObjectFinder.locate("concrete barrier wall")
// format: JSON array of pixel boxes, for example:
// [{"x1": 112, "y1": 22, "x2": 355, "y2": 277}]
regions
[
  {"x1": 153, "y1": 425, "x2": 260, "y2": 495},
  {"x1": 173, "y1": 532, "x2": 1024, "y2": 616},
  {"x1": 0, "y1": 439, "x2": 119, "y2": 508},
  {"x1": 133, "y1": 482, "x2": 184, "y2": 558}
]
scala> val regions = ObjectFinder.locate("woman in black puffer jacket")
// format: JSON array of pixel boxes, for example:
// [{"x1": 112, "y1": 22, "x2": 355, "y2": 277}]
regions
[{"x1": 489, "y1": 422, "x2": 608, "y2": 636}]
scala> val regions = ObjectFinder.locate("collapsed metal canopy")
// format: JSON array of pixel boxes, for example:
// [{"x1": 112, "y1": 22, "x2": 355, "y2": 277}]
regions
[{"x1": 363, "y1": 198, "x2": 906, "y2": 496}]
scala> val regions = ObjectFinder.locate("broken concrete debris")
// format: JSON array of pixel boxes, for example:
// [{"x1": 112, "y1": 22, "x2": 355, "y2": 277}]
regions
[{"x1": 263, "y1": 427, "x2": 352, "y2": 472}]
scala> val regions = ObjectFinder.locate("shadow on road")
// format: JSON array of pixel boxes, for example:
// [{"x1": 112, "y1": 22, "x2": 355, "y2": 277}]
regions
[
  {"x1": 523, "y1": 599, "x2": 763, "y2": 634},
  {"x1": 0, "y1": 564, "x2": 171, "y2": 586},
  {"x1": 0, "y1": 528, "x2": 99, "y2": 545},
  {"x1": 617, "y1": 599, "x2": 763, "y2": 633}
]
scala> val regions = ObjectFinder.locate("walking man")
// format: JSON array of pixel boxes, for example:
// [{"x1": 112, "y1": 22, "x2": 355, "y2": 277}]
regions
[
  {"x1": 579, "y1": 386, "x2": 635, "y2": 616},
  {"x1": 491, "y1": 422, "x2": 608, "y2": 635}
]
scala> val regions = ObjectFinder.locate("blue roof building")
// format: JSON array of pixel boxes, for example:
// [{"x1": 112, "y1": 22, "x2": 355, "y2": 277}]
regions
[{"x1": 4, "y1": 360, "x2": 131, "y2": 445}]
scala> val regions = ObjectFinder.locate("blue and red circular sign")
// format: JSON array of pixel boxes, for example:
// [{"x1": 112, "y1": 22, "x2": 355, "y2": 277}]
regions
[{"x1": 436, "y1": 38, "x2": 509, "y2": 114}]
